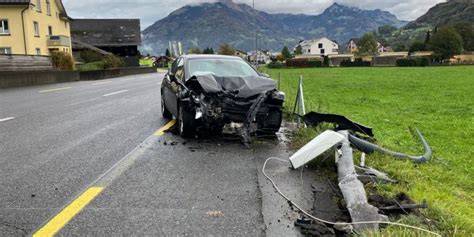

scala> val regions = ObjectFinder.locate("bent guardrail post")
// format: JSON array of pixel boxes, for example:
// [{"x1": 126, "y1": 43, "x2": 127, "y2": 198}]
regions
[
  {"x1": 348, "y1": 128, "x2": 432, "y2": 164},
  {"x1": 337, "y1": 131, "x2": 385, "y2": 231}
]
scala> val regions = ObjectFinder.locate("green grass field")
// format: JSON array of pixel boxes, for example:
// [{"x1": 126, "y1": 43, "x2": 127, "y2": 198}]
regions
[
  {"x1": 139, "y1": 58, "x2": 154, "y2": 67},
  {"x1": 263, "y1": 66, "x2": 473, "y2": 236}
]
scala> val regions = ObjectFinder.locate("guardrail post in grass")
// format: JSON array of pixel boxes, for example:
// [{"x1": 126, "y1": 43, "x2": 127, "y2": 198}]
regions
[
  {"x1": 277, "y1": 72, "x2": 281, "y2": 90},
  {"x1": 292, "y1": 75, "x2": 306, "y2": 128}
]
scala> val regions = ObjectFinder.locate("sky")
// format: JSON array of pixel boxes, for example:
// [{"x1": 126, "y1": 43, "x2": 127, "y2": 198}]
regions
[{"x1": 62, "y1": 0, "x2": 446, "y2": 29}]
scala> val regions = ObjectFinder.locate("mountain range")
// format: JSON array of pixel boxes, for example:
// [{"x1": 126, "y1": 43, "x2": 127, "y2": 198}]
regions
[
  {"x1": 405, "y1": 0, "x2": 474, "y2": 29},
  {"x1": 141, "y1": 0, "x2": 406, "y2": 54}
]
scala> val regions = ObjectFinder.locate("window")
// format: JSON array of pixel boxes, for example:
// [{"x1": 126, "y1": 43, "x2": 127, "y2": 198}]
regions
[
  {"x1": 36, "y1": 0, "x2": 42, "y2": 12},
  {"x1": 46, "y1": 0, "x2": 51, "y2": 15},
  {"x1": 33, "y1": 21, "x2": 39, "y2": 37},
  {"x1": 320, "y1": 49, "x2": 325, "y2": 55},
  {"x1": 308, "y1": 49, "x2": 311, "y2": 53},
  {"x1": 0, "y1": 19, "x2": 9, "y2": 35},
  {"x1": 318, "y1": 43, "x2": 323, "y2": 48},
  {"x1": 188, "y1": 58, "x2": 259, "y2": 78},
  {"x1": 36, "y1": 48, "x2": 41, "y2": 55},
  {"x1": 175, "y1": 58, "x2": 185, "y2": 80},
  {"x1": 48, "y1": 26, "x2": 52, "y2": 35},
  {"x1": 0, "y1": 47, "x2": 12, "y2": 55}
]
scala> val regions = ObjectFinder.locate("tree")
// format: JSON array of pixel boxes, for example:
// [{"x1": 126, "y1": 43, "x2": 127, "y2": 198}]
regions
[
  {"x1": 281, "y1": 46, "x2": 291, "y2": 60},
  {"x1": 203, "y1": 47, "x2": 215, "y2": 54},
  {"x1": 409, "y1": 41, "x2": 426, "y2": 54},
  {"x1": 357, "y1": 33, "x2": 378, "y2": 56},
  {"x1": 188, "y1": 47, "x2": 202, "y2": 54},
  {"x1": 424, "y1": 30, "x2": 431, "y2": 45},
  {"x1": 393, "y1": 44, "x2": 407, "y2": 52},
  {"x1": 452, "y1": 22, "x2": 474, "y2": 51},
  {"x1": 218, "y1": 43, "x2": 235, "y2": 55},
  {"x1": 165, "y1": 48, "x2": 171, "y2": 57},
  {"x1": 378, "y1": 25, "x2": 397, "y2": 35},
  {"x1": 294, "y1": 45, "x2": 303, "y2": 55},
  {"x1": 431, "y1": 26, "x2": 463, "y2": 62},
  {"x1": 276, "y1": 54, "x2": 285, "y2": 62}
]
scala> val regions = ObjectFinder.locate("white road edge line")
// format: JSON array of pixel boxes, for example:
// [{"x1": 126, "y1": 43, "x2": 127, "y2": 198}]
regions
[
  {"x1": 39, "y1": 87, "x2": 72, "y2": 93},
  {"x1": 0, "y1": 117, "x2": 15, "y2": 122},
  {"x1": 65, "y1": 97, "x2": 101, "y2": 107},
  {"x1": 103, "y1": 90, "x2": 129, "y2": 97}
]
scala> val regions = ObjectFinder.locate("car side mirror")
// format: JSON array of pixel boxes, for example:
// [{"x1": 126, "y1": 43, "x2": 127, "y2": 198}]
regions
[
  {"x1": 260, "y1": 73, "x2": 270, "y2": 78},
  {"x1": 169, "y1": 74, "x2": 177, "y2": 82}
]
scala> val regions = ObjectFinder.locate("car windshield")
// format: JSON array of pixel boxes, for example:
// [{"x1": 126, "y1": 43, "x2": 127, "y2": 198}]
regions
[{"x1": 188, "y1": 58, "x2": 259, "y2": 77}]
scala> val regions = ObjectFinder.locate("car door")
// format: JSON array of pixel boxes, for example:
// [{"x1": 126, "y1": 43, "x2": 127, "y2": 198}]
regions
[
  {"x1": 163, "y1": 58, "x2": 178, "y2": 117},
  {"x1": 164, "y1": 58, "x2": 184, "y2": 117}
]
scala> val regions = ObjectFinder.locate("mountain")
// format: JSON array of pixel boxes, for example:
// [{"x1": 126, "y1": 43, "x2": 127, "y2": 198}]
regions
[
  {"x1": 405, "y1": 0, "x2": 474, "y2": 29},
  {"x1": 141, "y1": 1, "x2": 407, "y2": 54},
  {"x1": 376, "y1": 0, "x2": 474, "y2": 50}
]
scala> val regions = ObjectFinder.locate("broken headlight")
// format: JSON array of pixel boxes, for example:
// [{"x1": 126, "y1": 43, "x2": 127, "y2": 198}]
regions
[{"x1": 271, "y1": 91, "x2": 285, "y2": 102}]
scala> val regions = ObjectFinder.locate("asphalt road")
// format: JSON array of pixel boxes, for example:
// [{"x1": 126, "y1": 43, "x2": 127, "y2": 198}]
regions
[{"x1": 0, "y1": 73, "x2": 323, "y2": 236}]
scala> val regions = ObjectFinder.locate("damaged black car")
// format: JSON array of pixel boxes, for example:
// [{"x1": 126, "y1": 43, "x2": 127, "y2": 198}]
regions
[{"x1": 161, "y1": 55, "x2": 285, "y2": 144}]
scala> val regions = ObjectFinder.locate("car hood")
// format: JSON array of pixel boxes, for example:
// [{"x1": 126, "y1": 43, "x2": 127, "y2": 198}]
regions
[{"x1": 189, "y1": 74, "x2": 277, "y2": 98}]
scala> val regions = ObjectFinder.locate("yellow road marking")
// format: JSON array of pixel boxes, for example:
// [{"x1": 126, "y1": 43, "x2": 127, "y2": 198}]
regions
[
  {"x1": 154, "y1": 119, "x2": 176, "y2": 136},
  {"x1": 32, "y1": 121, "x2": 176, "y2": 236},
  {"x1": 33, "y1": 187, "x2": 104, "y2": 237},
  {"x1": 92, "y1": 81, "x2": 112, "y2": 85},
  {"x1": 39, "y1": 87, "x2": 72, "y2": 93}
]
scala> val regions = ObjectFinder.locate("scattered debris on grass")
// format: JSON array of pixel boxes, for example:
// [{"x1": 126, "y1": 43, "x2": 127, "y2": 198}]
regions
[{"x1": 265, "y1": 111, "x2": 438, "y2": 236}]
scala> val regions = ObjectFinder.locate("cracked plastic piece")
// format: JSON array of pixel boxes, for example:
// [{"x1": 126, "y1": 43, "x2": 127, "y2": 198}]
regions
[{"x1": 302, "y1": 112, "x2": 374, "y2": 137}]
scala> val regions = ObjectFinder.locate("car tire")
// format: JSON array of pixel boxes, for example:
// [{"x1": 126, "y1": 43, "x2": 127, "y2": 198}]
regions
[
  {"x1": 178, "y1": 105, "x2": 195, "y2": 138},
  {"x1": 161, "y1": 92, "x2": 172, "y2": 119}
]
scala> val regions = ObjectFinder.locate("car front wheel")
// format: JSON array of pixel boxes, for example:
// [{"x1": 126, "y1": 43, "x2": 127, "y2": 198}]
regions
[
  {"x1": 178, "y1": 105, "x2": 196, "y2": 138},
  {"x1": 161, "y1": 92, "x2": 172, "y2": 119}
]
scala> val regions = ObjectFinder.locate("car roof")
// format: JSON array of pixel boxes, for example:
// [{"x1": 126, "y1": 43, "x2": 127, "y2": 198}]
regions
[{"x1": 182, "y1": 54, "x2": 243, "y2": 60}]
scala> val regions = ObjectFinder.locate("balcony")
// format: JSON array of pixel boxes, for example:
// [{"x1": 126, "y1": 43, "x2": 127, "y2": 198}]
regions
[{"x1": 47, "y1": 35, "x2": 71, "y2": 47}]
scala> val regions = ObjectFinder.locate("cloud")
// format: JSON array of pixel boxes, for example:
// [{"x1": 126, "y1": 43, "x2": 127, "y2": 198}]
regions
[{"x1": 63, "y1": 0, "x2": 446, "y2": 28}]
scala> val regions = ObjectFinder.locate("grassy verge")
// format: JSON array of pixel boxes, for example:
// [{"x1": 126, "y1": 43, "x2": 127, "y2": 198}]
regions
[
  {"x1": 76, "y1": 61, "x2": 106, "y2": 71},
  {"x1": 139, "y1": 58, "x2": 154, "y2": 67},
  {"x1": 264, "y1": 66, "x2": 473, "y2": 235}
]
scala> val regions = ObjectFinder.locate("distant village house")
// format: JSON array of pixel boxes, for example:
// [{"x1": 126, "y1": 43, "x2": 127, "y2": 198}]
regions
[
  {"x1": 70, "y1": 19, "x2": 141, "y2": 66},
  {"x1": 347, "y1": 38, "x2": 388, "y2": 54},
  {"x1": 234, "y1": 49, "x2": 247, "y2": 59},
  {"x1": 295, "y1": 37, "x2": 339, "y2": 56}
]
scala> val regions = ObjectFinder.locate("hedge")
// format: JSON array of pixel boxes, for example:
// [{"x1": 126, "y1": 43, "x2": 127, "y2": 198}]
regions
[
  {"x1": 340, "y1": 58, "x2": 371, "y2": 67},
  {"x1": 51, "y1": 51, "x2": 74, "y2": 71},
  {"x1": 268, "y1": 61, "x2": 285, "y2": 69},
  {"x1": 396, "y1": 58, "x2": 430, "y2": 67},
  {"x1": 286, "y1": 58, "x2": 323, "y2": 68}
]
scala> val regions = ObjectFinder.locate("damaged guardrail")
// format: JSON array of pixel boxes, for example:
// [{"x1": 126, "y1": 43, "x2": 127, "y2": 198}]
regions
[
  {"x1": 263, "y1": 73, "x2": 438, "y2": 235},
  {"x1": 284, "y1": 113, "x2": 435, "y2": 234},
  {"x1": 348, "y1": 128, "x2": 432, "y2": 164}
]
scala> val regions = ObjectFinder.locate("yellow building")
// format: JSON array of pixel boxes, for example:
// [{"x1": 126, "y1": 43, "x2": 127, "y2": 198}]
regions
[{"x1": 0, "y1": 0, "x2": 71, "y2": 56}]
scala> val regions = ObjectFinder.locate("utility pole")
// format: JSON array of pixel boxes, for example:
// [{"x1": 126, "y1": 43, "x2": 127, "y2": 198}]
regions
[{"x1": 253, "y1": 0, "x2": 257, "y2": 66}]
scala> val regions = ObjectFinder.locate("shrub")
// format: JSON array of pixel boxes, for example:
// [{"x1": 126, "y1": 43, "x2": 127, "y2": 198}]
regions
[
  {"x1": 286, "y1": 58, "x2": 322, "y2": 68},
  {"x1": 323, "y1": 56, "x2": 329, "y2": 67},
  {"x1": 103, "y1": 55, "x2": 125, "y2": 69},
  {"x1": 80, "y1": 50, "x2": 104, "y2": 63},
  {"x1": 51, "y1": 51, "x2": 74, "y2": 71},
  {"x1": 340, "y1": 58, "x2": 371, "y2": 67},
  {"x1": 268, "y1": 61, "x2": 285, "y2": 69},
  {"x1": 396, "y1": 58, "x2": 430, "y2": 67}
]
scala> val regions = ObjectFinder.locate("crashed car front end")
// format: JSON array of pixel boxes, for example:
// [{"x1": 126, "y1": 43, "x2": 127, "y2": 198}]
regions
[{"x1": 182, "y1": 74, "x2": 285, "y2": 143}]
